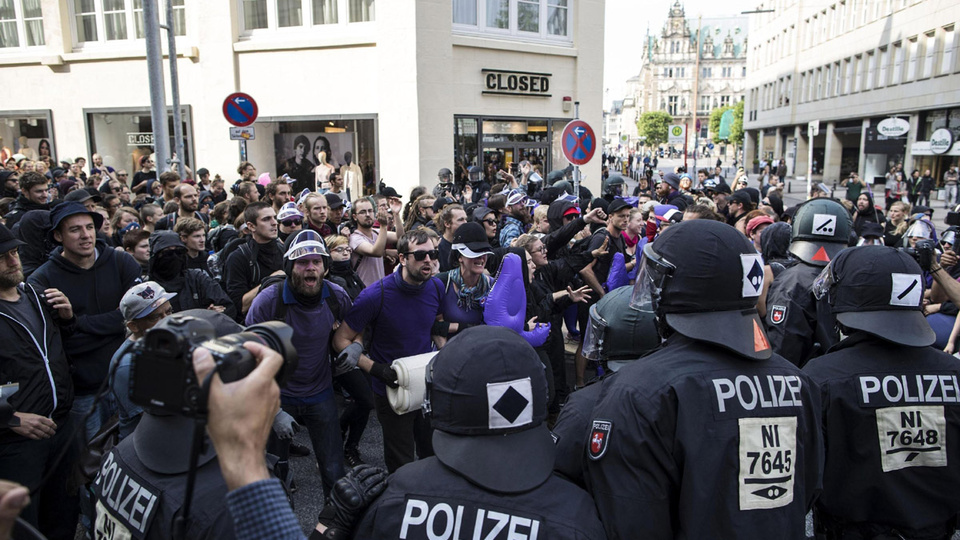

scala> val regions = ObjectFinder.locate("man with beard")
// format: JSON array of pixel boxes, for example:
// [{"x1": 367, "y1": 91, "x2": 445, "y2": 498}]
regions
[
  {"x1": 499, "y1": 189, "x2": 531, "y2": 247},
  {"x1": 334, "y1": 228, "x2": 445, "y2": 472},
  {"x1": 224, "y1": 202, "x2": 284, "y2": 320},
  {"x1": 0, "y1": 223, "x2": 79, "y2": 539},
  {"x1": 282, "y1": 135, "x2": 315, "y2": 195},
  {"x1": 266, "y1": 178, "x2": 293, "y2": 215},
  {"x1": 148, "y1": 231, "x2": 235, "y2": 319},
  {"x1": 247, "y1": 229, "x2": 353, "y2": 499},
  {"x1": 155, "y1": 183, "x2": 209, "y2": 230},
  {"x1": 303, "y1": 192, "x2": 333, "y2": 237},
  {"x1": 349, "y1": 197, "x2": 402, "y2": 288},
  {"x1": 5, "y1": 171, "x2": 49, "y2": 229}
]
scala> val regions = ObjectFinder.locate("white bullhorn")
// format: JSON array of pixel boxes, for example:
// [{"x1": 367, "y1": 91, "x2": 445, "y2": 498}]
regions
[{"x1": 386, "y1": 351, "x2": 437, "y2": 415}]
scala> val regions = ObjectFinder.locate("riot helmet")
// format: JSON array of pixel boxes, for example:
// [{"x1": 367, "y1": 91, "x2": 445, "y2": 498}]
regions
[
  {"x1": 582, "y1": 285, "x2": 660, "y2": 371},
  {"x1": 789, "y1": 198, "x2": 853, "y2": 266},
  {"x1": 631, "y1": 219, "x2": 772, "y2": 360},
  {"x1": 812, "y1": 245, "x2": 935, "y2": 347}
]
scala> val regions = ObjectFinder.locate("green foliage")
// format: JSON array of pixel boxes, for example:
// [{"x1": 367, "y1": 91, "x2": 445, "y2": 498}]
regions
[
  {"x1": 729, "y1": 101, "x2": 745, "y2": 147},
  {"x1": 637, "y1": 111, "x2": 673, "y2": 147},
  {"x1": 709, "y1": 106, "x2": 732, "y2": 140}
]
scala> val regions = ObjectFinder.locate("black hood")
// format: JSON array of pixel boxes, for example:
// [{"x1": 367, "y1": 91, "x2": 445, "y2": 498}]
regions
[
  {"x1": 546, "y1": 200, "x2": 577, "y2": 231},
  {"x1": 13, "y1": 210, "x2": 52, "y2": 276}
]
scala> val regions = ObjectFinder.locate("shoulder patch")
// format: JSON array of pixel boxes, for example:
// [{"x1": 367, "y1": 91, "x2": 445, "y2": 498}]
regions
[
  {"x1": 770, "y1": 305, "x2": 787, "y2": 325},
  {"x1": 588, "y1": 419, "x2": 613, "y2": 460}
]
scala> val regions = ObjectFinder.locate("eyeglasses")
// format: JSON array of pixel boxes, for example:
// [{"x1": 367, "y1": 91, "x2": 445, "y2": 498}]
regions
[
  {"x1": 280, "y1": 219, "x2": 302, "y2": 227},
  {"x1": 404, "y1": 249, "x2": 439, "y2": 261},
  {"x1": 531, "y1": 245, "x2": 547, "y2": 254},
  {"x1": 482, "y1": 219, "x2": 497, "y2": 226},
  {"x1": 331, "y1": 246, "x2": 352, "y2": 255}
]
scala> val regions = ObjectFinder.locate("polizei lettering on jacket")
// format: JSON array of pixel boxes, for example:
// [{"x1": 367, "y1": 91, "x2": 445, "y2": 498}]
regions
[
  {"x1": 399, "y1": 496, "x2": 542, "y2": 540},
  {"x1": 93, "y1": 450, "x2": 160, "y2": 538},
  {"x1": 712, "y1": 375, "x2": 803, "y2": 413},
  {"x1": 858, "y1": 374, "x2": 960, "y2": 406}
]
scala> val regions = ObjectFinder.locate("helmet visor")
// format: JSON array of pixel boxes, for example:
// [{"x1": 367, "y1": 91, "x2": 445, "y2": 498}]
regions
[
  {"x1": 630, "y1": 242, "x2": 676, "y2": 313},
  {"x1": 811, "y1": 261, "x2": 836, "y2": 301},
  {"x1": 905, "y1": 220, "x2": 933, "y2": 240},
  {"x1": 581, "y1": 304, "x2": 608, "y2": 361}
]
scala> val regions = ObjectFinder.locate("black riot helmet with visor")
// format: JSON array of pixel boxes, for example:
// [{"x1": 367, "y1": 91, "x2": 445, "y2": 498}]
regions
[
  {"x1": 583, "y1": 285, "x2": 661, "y2": 371},
  {"x1": 630, "y1": 219, "x2": 773, "y2": 360},
  {"x1": 812, "y1": 245, "x2": 935, "y2": 347}
]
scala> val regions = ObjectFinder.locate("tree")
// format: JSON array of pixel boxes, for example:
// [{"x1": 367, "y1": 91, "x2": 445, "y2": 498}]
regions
[
  {"x1": 709, "y1": 106, "x2": 732, "y2": 141},
  {"x1": 729, "y1": 100, "x2": 745, "y2": 147},
  {"x1": 636, "y1": 111, "x2": 673, "y2": 147}
]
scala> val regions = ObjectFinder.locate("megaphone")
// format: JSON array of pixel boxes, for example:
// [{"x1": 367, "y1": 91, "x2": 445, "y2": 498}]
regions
[{"x1": 386, "y1": 352, "x2": 437, "y2": 415}]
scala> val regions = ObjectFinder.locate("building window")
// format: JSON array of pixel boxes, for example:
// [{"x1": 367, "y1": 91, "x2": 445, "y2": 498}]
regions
[
  {"x1": 0, "y1": 0, "x2": 44, "y2": 49},
  {"x1": 824, "y1": 64, "x2": 833, "y2": 97},
  {"x1": 833, "y1": 61, "x2": 841, "y2": 96},
  {"x1": 678, "y1": 67, "x2": 685, "y2": 77},
  {"x1": 906, "y1": 36, "x2": 918, "y2": 80},
  {"x1": 701, "y1": 67, "x2": 711, "y2": 78},
  {"x1": 72, "y1": 0, "x2": 184, "y2": 44},
  {"x1": 942, "y1": 26, "x2": 955, "y2": 75},
  {"x1": 816, "y1": 68, "x2": 823, "y2": 100},
  {"x1": 922, "y1": 31, "x2": 935, "y2": 78},
  {"x1": 663, "y1": 67, "x2": 673, "y2": 77},
  {"x1": 699, "y1": 95, "x2": 711, "y2": 113},
  {"x1": 865, "y1": 50, "x2": 876, "y2": 90},
  {"x1": 844, "y1": 58, "x2": 853, "y2": 94},
  {"x1": 668, "y1": 96, "x2": 678, "y2": 116},
  {"x1": 854, "y1": 54, "x2": 863, "y2": 92},
  {"x1": 878, "y1": 46, "x2": 888, "y2": 87},
  {"x1": 241, "y1": 0, "x2": 373, "y2": 33},
  {"x1": 892, "y1": 41, "x2": 903, "y2": 84},
  {"x1": 452, "y1": 0, "x2": 570, "y2": 42}
]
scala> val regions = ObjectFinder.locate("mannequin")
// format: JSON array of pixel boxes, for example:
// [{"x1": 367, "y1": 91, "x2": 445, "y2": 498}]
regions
[
  {"x1": 0, "y1": 137, "x2": 11, "y2": 164},
  {"x1": 340, "y1": 151, "x2": 363, "y2": 200},
  {"x1": 314, "y1": 150, "x2": 335, "y2": 192},
  {"x1": 17, "y1": 136, "x2": 37, "y2": 161}
]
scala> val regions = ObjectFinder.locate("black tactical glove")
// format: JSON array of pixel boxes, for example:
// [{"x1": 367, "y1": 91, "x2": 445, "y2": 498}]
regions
[
  {"x1": 315, "y1": 465, "x2": 389, "y2": 539},
  {"x1": 368, "y1": 362, "x2": 399, "y2": 388}
]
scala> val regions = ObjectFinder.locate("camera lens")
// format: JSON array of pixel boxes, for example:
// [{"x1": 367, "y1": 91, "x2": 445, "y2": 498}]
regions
[{"x1": 209, "y1": 322, "x2": 298, "y2": 386}]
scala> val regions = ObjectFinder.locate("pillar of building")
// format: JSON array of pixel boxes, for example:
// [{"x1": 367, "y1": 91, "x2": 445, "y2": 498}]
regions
[
  {"x1": 858, "y1": 119, "x2": 870, "y2": 180},
  {"x1": 757, "y1": 129, "x2": 766, "y2": 169},
  {"x1": 903, "y1": 113, "x2": 921, "y2": 173},
  {"x1": 793, "y1": 125, "x2": 809, "y2": 191},
  {"x1": 742, "y1": 130, "x2": 755, "y2": 172},
  {"x1": 773, "y1": 127, "x2": 783, "y2": 161},
  {"x1": 823, "y1": 122, "x2": 843, "y2": 183}
]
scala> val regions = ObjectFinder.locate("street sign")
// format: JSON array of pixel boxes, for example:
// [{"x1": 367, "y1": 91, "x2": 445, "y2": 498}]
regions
[
  {"x1": 222, "y1": 92, "x2": 258, "y2": 127},
  {"x1": 561, "y1": 120, "x2": 597, "y2": 166},
  {"x1": 808, "y1": 120, "x2": 820, "y2": 138},
  {"x1": 930, "y1": 128, "x2": 954, "y2": 155},
  {"x1": 230, "y1": 126, "x2": 255, "y2": 141},
  {"x1": 668, "y1": 124, "x2": 686, "y2": 144}
]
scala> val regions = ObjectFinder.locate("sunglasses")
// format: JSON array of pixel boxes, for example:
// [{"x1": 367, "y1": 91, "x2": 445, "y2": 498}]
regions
[
  {"x1": 482, "y1": 218, "x2": 497, "y2": 226},
  {"x1": 405, "y1": 249, "x2": 439, "y2": 261},
  {"x1": 280, "y1": 219, "x2": 302, "y2": 227}
]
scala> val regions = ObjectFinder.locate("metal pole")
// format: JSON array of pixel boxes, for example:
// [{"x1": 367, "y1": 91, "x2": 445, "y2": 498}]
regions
[
  {"x1": 692, "y1": 15, "x2": 701, "y2": 174},
  {"x1": 143, "y1": 0, "x2": 170, "y2": 173},
  {"x1": 573, "y1": 101, "x2": 581, "y2": 201},
  {"x1": 807, "y1": 127, "x2": 814, "y2": 199},
  {"x1": 164, "y1": 0, "x2": 185, "y2": 181}
]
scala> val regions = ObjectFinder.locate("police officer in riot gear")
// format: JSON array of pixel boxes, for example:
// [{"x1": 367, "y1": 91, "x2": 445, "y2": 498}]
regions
[
  {"x1": 578, "y1": 219, "x2": 823, "y2": 540},
  {"x1": 352, "y1": 325, "x2": 606, "y2": 540},
  {"x1": 804, "y1": 246, "x2": 960, "y2": 540},
  {"x1": 553, "y1": 284, "x2": 660, "y2": 487},
  {"x1": 433, "y1": 168, "x2": 457, "y2": 200},
  {"x1": 765, "y1": 197, "x2": 853, "y2": 366}
]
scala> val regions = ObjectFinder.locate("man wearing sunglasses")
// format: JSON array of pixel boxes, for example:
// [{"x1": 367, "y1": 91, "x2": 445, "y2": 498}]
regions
[{"x1": 334, "y1": 228, "x2": 445, "y2": 473}]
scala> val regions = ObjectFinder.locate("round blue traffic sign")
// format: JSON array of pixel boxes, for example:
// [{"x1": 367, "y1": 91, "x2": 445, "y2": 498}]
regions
[
  {"x1": 223, "y1": 92, "x2": 258, "y2": 127},
  {"x1": 561, "y1": 120, "x2": 596, "y2": 166}
]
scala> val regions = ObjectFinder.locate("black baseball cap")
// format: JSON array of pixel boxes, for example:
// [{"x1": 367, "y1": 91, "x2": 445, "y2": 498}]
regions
[
  {"x1": 728, "y1": 190, "x2": 752, "y2": 207},
  {"x1": 829, "y1": 246, "x2": 935, "y2": 347},
  {"x1": 451, "y1": 222, "x2": 492, "y2": 259},
  {"x1": 381, "y1": 186, "x2": 401, "y2": 199},
  {"x1": 64, "y1": 189, "x2": 94, "y2": 204},
  {"x1": 0, "y1": 223, "x2": 25, "y2": 254},
  {"x1": 607, "y1": 198, "x2": 632, "y2": 215},
  {"x1": 432, "y1": 196, "x2": 453, "y2": 213},
  {"x1": 661, "y1": 172, "x2": 681, "y2": 190},
  {"x1": 324, "y1": 193, "x2": 345, "y2": 210},
  {"x1": 429, "y1": 326, "x2": 553, "y2": 493}
]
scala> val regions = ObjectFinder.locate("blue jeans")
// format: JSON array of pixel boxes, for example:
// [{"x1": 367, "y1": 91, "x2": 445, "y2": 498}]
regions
[
  {"x1": 70, "y1": 392, "x2": 117, "y2": 444},
  {"x1": 281, "y1": 396, "x2": 345, "y2": 498}
]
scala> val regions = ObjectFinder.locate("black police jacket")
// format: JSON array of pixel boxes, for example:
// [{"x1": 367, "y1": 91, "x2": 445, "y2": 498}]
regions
[
  {"x1": 765, "y1": 261, "x2": 838, "y2": 367},
  {"x1": 581, "y1": 334, "x2": 823, "y2": 540},
  {"x1": 91, "y1": 437, "x2": 235, "y2": 540},
  {"x1": 354, "y1": 456, "x2": 606, "y2": 540},
  {"x1": 803, "y1": 333, "x2": 960, "y2": 537}
]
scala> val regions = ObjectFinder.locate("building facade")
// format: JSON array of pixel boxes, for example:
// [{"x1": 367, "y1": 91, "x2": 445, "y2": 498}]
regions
[
  {"x1": 0, "y1": 0, "x2": 604, "y2": 198},
  {"x1": 611, "y1": 1, "x2": 746, "y2": 160},
  {"x1": 743, "y1": 0, "x2": 960, "y2": 186}
]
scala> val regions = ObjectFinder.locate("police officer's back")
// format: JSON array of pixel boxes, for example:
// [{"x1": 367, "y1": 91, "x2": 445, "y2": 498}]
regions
[
  {"x1": 353, "y1": 325, "x2": 606, "y2": 540},
  {"x1": 765, "y1": 197, "x2": 852, "y2": 366},
  {"x1": 804, "y1": 246, "x2": 960, "y2": 540},
  {"x1": 581, "y1": 219, "x2": 823, "y2": 540}
]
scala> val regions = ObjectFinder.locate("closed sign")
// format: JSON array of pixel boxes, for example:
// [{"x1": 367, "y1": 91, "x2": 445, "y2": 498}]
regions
[{"x1": 482, "y1": 69, "x2": 551, "y2": 97}]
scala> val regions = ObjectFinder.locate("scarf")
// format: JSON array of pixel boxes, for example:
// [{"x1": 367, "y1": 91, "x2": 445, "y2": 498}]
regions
[
  {"x1": 449, "y1": 267, "x2": 490, "y2": 311},
  {"x1": 256, "y1": 238, "x2": 283, "y2": 274},
  {"x1": 622, "y1": 230, "x2": 640, "y2": 248}
]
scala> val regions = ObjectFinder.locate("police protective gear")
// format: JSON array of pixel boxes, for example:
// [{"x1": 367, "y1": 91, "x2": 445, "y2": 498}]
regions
[
  {"x1": 788, "y1": 198, "x2": 852, "y2": 266},
  {"x1": 317, "y1": 465, "x2": 389, "y2": 540},
  {"x1": 582, "y1": 285, "x2": 659, "y2": 370},
  {"x1": 632, "y1": 219, "x2": 772, "y2": 360}
]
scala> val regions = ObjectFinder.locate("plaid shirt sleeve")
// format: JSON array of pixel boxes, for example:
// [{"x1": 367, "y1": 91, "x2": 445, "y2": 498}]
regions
[{"x1": 225, "y1": 479, "x2": 305, "y2": 540}]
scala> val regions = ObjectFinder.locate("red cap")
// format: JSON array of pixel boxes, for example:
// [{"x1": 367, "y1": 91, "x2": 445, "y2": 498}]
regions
[{"x1": 563, "y1": 207, "x2": 581, "y2": 217}]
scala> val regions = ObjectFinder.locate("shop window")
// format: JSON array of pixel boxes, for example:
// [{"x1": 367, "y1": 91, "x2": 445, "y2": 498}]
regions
[
  {"x1": 241, "y1": 0, "x2": 373, "y2": 33},
  {"x1": 0, "y1": 112, "x2": 55, "y2": 164},
  {"x1": 0, "y1": 0, "x2": 44, "y2": 49},
  {"x1": 72, "y1": 0, "x2": 184, "y2": 45},
  {"x1": 85, "y1": 108, "x2": 194, "y2": 176},
  {"x1": 271, "y1": 118, "x2": 377, "y2": 196},
  {"x1": 453, "y1": 0, "x2": 571, "y2": 43}
]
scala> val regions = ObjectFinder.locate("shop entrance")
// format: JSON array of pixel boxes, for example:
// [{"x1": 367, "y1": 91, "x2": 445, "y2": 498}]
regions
[{"x1": 480, "y1": 145, "x2": 548, "y2": 182}]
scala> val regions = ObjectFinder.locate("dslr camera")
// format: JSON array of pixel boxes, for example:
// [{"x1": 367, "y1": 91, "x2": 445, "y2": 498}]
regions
[
  {"x1": 128, "y1": 315, "x2": 297, "y2": 417},
  {"x1": 901, "y1": 238, "x2": 937, "y2": 272}
]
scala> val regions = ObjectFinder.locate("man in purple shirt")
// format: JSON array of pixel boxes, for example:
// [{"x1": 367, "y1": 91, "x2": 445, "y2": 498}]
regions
[
  {"x1": 246, "y1": 229, "x2": 353, "y2": 498},
  {"x1": 334, "y1": 228, "x2": 445, "y2": 472}
]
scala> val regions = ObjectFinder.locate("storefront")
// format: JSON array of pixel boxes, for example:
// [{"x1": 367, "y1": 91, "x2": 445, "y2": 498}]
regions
[
  {"x1": 912, "y1": 108, "x2": 960, "y2": 183},
  {"x1": 863, "y1": 117, "x2": 907, "y2": 184},
  {"x1": 0, "y1": 110, "x2": 55, "y2": 164},
  {"x1": 84, "y1": 108, "x2": 195, "y2": 175},
  {"x1": 454, "y1": 116, "x2": 573, "y2": 185}
]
